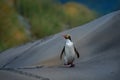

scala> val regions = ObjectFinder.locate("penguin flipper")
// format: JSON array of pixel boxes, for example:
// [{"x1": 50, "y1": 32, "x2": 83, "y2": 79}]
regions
[
  {"x1": 74, "y1": 47, "x2": 80, "y2": 58},
  {"x1": 60, "y1": 46, "x2": 65, "y2": 60}
]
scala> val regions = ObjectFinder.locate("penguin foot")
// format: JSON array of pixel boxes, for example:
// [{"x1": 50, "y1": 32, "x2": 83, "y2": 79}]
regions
[
  {"x1": 64, "y1": 62, "x2": 75, "y2": 67},
  {"x1": 64, "y1": 63, "x2": 68, "y2": 65},
  {"x1": 69, "y1": 64, "x2": 75, "y2": 67}
]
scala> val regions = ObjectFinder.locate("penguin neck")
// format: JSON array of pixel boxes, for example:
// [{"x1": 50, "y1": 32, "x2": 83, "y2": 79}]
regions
[
  {"x1": 66, "y1": 37, "x2": 72, "y2": 41},
  {"x1": 66, "y1": 39, "x2": 73, "y2": 46},
  {"x1": 66, "y1": 39, "x2": 72, "y2": 43}
]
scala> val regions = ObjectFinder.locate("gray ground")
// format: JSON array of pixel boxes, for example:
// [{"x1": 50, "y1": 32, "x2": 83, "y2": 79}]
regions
[{"x1": 0, "y1": 10, "x2": 120, "y2": 80}]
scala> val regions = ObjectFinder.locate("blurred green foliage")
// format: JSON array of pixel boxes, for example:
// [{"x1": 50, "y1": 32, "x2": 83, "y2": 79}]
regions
[
  {"x1": 0, "y1": 1, "x2": 29, "y2": 51},
  {"x1": 15, "y1": 0, "x2": 65, "y2": 38},
  {"x1": 15, "y1": 0, "x2": 97, "y2": 38},
  {"x1": 0, "y1": 0, "x2": 97, "y2": 51}
]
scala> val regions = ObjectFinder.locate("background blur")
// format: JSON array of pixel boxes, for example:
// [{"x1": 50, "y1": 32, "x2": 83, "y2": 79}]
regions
[{"x1": 0, "y1": 0, "x2": 120, "y2": 51}]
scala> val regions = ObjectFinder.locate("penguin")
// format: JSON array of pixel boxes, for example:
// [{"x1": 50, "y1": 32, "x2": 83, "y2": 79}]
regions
[{"x1": 60, "y1": 34, "x2": 80, "y2": 67}]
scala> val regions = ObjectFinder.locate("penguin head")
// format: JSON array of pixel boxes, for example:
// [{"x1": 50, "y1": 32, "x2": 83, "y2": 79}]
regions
[{"x1": 63, "y1": 34, "x2": 72, "y2": 40}]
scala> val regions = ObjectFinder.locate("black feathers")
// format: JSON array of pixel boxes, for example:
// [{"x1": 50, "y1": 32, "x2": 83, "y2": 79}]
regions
[
  {"x1": 74, "y1": 47, "x2": 80, "y2": 58},
  {"x1": 60, "y1": 46, "x2": 65, "y2": 59}
]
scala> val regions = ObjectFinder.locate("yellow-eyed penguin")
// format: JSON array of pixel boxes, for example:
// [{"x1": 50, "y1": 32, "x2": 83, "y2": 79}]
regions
[{"x1": 60, "y1": 34, "x2": 80, "y2": 67}]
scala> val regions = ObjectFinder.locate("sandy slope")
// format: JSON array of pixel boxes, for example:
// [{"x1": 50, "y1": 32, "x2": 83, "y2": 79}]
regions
[{"x1": 0, "y1": 10, "x2": 120, "y2": 80}]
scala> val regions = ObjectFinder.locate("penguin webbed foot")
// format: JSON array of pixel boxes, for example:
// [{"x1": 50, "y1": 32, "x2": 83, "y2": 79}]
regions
[
  {"x1": 69, "y1": 64, "x2": 75, "y2": 67},
  {"x1": 64, "y1": 63, "x2": 75, "y2": 67}
]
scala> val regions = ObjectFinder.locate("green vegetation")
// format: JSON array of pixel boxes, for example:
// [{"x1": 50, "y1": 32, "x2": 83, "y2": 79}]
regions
[
  {"x1": 15, "y1": 0, "x2": 65, "y2": 38},
  {"x1": 15, "y1": 0, "x2": 97, "y2": 38},
  {"x1": 62, "y1": 2, "x2": 97, "y2": 27},
  {"x1": 0, "y1": 0, "x2": 97, "y2": 52},
  {"x1": 0, "y1": 1, "x2": 29, "y2": 51}
]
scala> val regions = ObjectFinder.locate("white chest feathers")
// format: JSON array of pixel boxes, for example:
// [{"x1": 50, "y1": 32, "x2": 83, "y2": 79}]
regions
[
  {"x1": 64, "y1": 39, "x2": 76, "y2": 57},
  {"x1": 66, "y1": 39, "x2": 73, "y2": 46}
]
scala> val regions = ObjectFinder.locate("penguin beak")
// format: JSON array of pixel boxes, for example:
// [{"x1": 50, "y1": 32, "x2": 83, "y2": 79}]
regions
[
  {"x1": 62, "y1": 35, "x2": 66, "y2": 39},
  {"x1": 62, "y1": 34, "x2": 71, "y2": 39}
]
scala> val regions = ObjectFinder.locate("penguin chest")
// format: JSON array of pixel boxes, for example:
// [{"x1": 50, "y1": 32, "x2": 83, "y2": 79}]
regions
[{"x1": 64, "y1": 42, "x2": 75, "y2": 59}]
